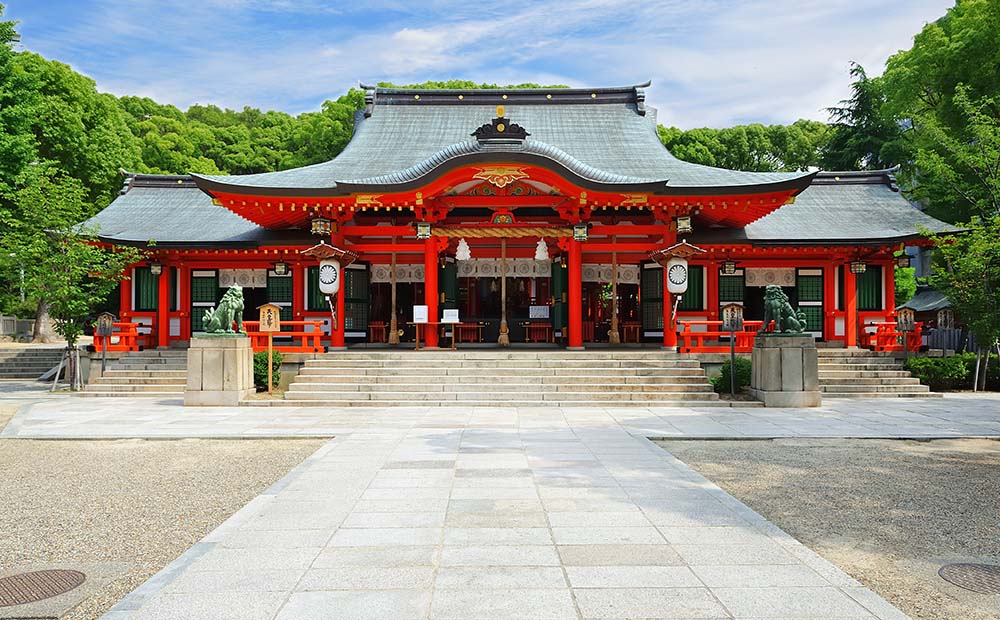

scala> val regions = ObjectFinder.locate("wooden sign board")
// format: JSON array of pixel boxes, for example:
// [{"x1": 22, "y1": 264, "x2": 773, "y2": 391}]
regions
[
  {"x1": 95, "y1": 312, "x2": 116, "y2": 337},
  {"x1": 721, "y1": 303, "x2": 744, "y2": 332},
  {"x1": 257, "y1": 303, "x2": 282, "y2": 332},
  {"x1": 896, "y1": 307, "x2": 916, "y2": 333}
]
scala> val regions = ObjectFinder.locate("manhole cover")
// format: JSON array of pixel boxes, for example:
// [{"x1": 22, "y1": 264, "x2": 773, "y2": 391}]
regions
[
  {"x1": 0, "y1": 570, "x2": 86, "y2": 607},
  {"x1": 939, "y1": 563, "x2": 1000, "y2": 594}
]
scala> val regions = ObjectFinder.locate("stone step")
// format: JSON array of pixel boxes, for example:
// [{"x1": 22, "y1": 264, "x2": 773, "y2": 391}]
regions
[
  {"x1": 101, "y1": 370, "x2": 187, "y2": 378},
  {"x1": 82, "y1": 383, "x2": 186, "y2": 392},
  {"x1": 817, "y1": 363, "x2": 903, "y2": 371},
  {"x1": 287, "y1": 382, "x2": 715, "y2": 393},
  {"x1": 817, "y1": 350, "x2": 896, "y2": 357},
  {"x1": 298, "y1": 367, "x2": 707, "y2": 377},
  {"x1": 312, "y1": 351, "x2": 688, "y2": 359},
  {"x1": 111, "y1": 363, "x2": 188, "y2": 371},
  {"x1": 301, "y1": 360, "x2": 703, "y2": 369},
  {"x1": 820, "y1": 383, "x2": 931, "y2": 393},
  {"x1": 77, "y1": 391, "x2": 185, "y2": 398},
  {"x1": 817, "y1": 370, "x2": 912, "y2": 378},
  {"x1": 90, "y1": 376, "x2": 189, "y2": 385},
  {"x1": 822, "y1": 391, "x2": 943, "y2": 399},
  {"x1": 816, "y1": 376, "x2": 921, "y2": 385},
  {"x1": 292, "y1": 374, "x2": 711, "y2": 385},
  {"x1": 267, "y1": 399, "x2": 736, "y2": 408},
  {"x1": 282, "y1": 390, "x2": 721, "y2": 402}
]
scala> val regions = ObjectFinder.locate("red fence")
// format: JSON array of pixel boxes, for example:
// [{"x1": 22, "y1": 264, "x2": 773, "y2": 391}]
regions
[
  {"x1": 678, "y1": 320, "x2": 766, "y2": 353},
  {"x1": 867, "y1": 321, "x2": 923, "y2": 352},
  {"x1": 244, "y1": 320, "x2": 325, "y2": 353}
]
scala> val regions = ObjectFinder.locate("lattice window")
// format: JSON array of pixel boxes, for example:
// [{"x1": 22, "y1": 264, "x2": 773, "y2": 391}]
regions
[
  {"x1": 718, "y1": 275, "x2": 744, "y2": 302},
  {"x1": 797, "y1": 275, "x2": 823, "y2": 302},
  {"x1": 134, "y1": 267, "x2": 158, "y2": 311},
  {"x1": 677, "y1": 266, "x2": 704, "y2": 311},
  {"x1": 857, "y1": 266, "x2": 883, "y2": 311},
  {"x1": 799, "y1": 306, "x2": 823, "y2": 332},
  {"x1": 641, "y1": 267, "x2": 663, "y2": 331},
  {"x1": 307, "y1": 267, "x2": 326, "y2": 311},
  {"x1": 267, "y1": 276, "x2": 292, "y2": 303},
  {"x1": 191, "y1": 274, "x2": 218, "y2": 303}
]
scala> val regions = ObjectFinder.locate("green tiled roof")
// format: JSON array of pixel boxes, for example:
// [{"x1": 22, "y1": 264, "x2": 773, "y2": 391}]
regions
[{"x1": 192, "y1": 84, "x2": 812, "y2": 194}]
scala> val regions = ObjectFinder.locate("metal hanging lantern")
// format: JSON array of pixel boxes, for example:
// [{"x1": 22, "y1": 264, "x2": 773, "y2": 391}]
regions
[
  {"x1": 272, "y1": 261, "x2": 289, "y2": 276},
  {"x1": 534, "y1": 238, "x2": 549, "y2": 261},
  {"x1": 149, "y1": 261, "x2": 163, "y2": 276},
  {"x1": 310, "y1": 217, "x2": 332, "y2": 236},
  {"x1": 416, "y1": 222, "x2": 432, "y2": 240},
  {"x1": 850, "y1": 260, "x2": 867, "y2": 274},
  {"x1": 572, "y1": 223, "x2": 588, "y2": 242},
  {"x1": 456, "y1": 238, "x2": 472, "y2": 261},
  {"x1": 895, "y1": 254, "x2": 911, "y2": 268},
  {"x1": 721, "y1": 260, "x2": 737, "y2": 275},
  {"x1": 676, "y1": 215, "x2": 693, "y2": 235}
]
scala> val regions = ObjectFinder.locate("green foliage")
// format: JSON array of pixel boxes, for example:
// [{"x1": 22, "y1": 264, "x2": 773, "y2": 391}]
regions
[
  {"x1": 928, "y1": 216, "x2": 1000, "y2": 352},
  {"x1": 0, "y1": 165, "x2": 144, "y2": 346},
  {"x1": 711, "y1": 357, "x2": 753, "y2": 394},
  {"x1": 904, "y1": 355, "x2": 970, "y2": 391},
  {"x1": 882, "y1": 0, "x2": 1000, "y2": 222},
  {"x1": 253, "y1": 350, "x2": 282, "y2": 392},
  {"x1": 821, "y1": 63, "x2": 901, "y2": 171},
  {"x1": 904, "y1": 352, "x2": 999, "y2": 391},
  {"x1": 657, "y1": 120, "x2": 828, "y2": 172},
  {"x1": 894, "y1": 265, "x2": 917, "y2": 306}
]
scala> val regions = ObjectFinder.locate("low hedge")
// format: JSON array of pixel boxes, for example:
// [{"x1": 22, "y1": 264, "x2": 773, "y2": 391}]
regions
[
  {"x1": 711, "y1": 357, "x2": 752, "y2": 394},
  {"x1": 904, "y1": 352, "x2": 999, "y2": 391},
  {"x1": 253, "y1": 350, "x2": 283, "y2": 392}
]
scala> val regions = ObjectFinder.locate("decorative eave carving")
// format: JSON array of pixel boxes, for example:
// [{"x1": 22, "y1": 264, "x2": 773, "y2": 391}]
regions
[
  {"x1": 648, "y1": 239, "x2": 707, "y2": 266},
  {"x1": 472, "y1": 105, "x2": 530, "y2": 142},
  {"x1": 299, "y1": 242, "x2": 359, "y2": 266}
]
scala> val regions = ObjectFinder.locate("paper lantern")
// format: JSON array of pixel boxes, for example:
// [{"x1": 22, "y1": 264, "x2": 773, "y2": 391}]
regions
[
  {"x1": 318, "y1": 259, "x2": 341, "y2": 295},
  {"x1": 666, "y1": 257, "x2": 689, "y2": 295}
]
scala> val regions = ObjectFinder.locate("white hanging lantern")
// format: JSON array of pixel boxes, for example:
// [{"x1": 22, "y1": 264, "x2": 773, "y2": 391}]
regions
[
  {"x1": 534, "y1": 238, "x2": 549, "y2": 261},
  {"x1": 318, "y1": 259, "x2": 341, "y2": 295},
  {"x1": 666, "y1": 256, "x2": 689, "y2": 295},
  {"x1": 456, "y1": 238, "x2": 472, "y2": 261}
]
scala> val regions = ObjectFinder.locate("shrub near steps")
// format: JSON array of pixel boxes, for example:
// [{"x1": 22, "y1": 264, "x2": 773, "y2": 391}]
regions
[{"x1": 281, "y1": 351, "x2": 725, "y2": 407}]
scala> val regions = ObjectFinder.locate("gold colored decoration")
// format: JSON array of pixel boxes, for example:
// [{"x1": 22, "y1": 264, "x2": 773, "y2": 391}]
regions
[
  {"x1": 619, "y1": 193, "x2": 648, "y2": 207},
  {"x1": 433, "y1": 226, "x2": 572, "y2": 238},
  {"x1": 496, "y1": 105, "x2": 505, "y2": 117},
  {"x1": 354, "y1": 194, "x2": 383, "y2": 208},
  {"x1": 496, "y1": 123, "x2": 505, "y2": 132},
  {"x1": 472, "y1": 166, "x2": 529, "y2": 188}
]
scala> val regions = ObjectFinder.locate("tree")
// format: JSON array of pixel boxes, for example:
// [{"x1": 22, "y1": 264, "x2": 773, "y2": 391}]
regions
[
  {"x1": 821, "y1": 63, "x2": 901, "y2": 171},
  {"x1": 657, "y1": 121, "x2": 828, "y2": 172},
  {"x1": 882, "y1": 0, "x2": 1000, "y2": 222},
  {"x1": 1, "y1": 165, "x2": 143, "y2": 351},
  {"x1": 929, "y1": 217, "x2": 1000, "y2": 384}
]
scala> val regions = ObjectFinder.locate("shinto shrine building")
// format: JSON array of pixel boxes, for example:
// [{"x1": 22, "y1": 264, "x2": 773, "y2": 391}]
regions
[{"x1": 85, "y1": 83, "x2": 959, "y2": 354}]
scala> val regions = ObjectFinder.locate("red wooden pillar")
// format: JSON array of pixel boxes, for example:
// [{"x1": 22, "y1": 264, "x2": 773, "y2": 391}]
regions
[
  {"x1": 844, "y1": 265, "x2": 858, "y2": 348},
  {"x1": 157, "y1": 264, "x2": 170, "y2": 348},
  {"x1": 823, "y1": 264, "x2": 837, "y2": 341},
  {"x1": 424, "y1": 237, "x2": 440, "y2": 348},
  {"x1": 119, "y1": 267, "x2": 133, "y2": 320},
  {"x1": 292, "y1": 263, "x2": 305, "y2": 319},
  {"x1": 330, "y1": 233, "x2": 347, "y2": 349},
  {"x1": 662, "y1": 268, "x2": 676, "y2": 349},
  {"x1": 706, "y1": 261, "x2": 719, "y2": 319},
  {"x1": 567, "y1": 239, "x2": 583, "y2": 349},
  {"x1": 178, "y1": 265, "x2": 191, "y2": 341},
  {"x1": 884, "y1": 261, "x2": 895, "y2": 319}
]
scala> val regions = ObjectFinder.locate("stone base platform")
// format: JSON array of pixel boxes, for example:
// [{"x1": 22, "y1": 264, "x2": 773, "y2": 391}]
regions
[{"x1": 184, "y1": 335, "x2": 254, "y2": 406}]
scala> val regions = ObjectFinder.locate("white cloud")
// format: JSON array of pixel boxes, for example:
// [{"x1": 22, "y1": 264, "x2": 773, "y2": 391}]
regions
[{"x1": 11, "y1": 0, "x2": 953, "y2": 127}]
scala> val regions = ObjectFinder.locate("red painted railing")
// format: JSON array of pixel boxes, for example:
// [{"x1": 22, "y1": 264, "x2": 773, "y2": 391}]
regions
[
  {"x1": 244, "y1": 320, "x2": 325, "y2": 353},
  {"x1": 868, "y1": 321, "x2": 923, "y2": 352},
  {"x1": 93, "y1": 322, "x2": 144, "y2": 352},
  {"x1": 678, "y1": 320, "x2": 766, "y2": 353}
]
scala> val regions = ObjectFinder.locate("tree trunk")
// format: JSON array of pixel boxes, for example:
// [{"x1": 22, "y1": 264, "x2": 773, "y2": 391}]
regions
[
  {"x1": 33, "y1": 298, "x2": 58, "y2": 343},
  {"x1": 980, "y1": 347, "x2": 992, "y2": 392}
]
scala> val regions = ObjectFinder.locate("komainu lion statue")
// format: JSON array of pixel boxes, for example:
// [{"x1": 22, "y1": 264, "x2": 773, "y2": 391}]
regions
[
  {"x1": 759, "y1": 285, "x2": 807, "y2": 334},
  {"x1": 202, "y1": 286, "x2": 245, "y2": 333}
]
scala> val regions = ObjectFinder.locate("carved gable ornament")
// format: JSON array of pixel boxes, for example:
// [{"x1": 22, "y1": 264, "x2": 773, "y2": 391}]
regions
[
  {"x1": 472, "y1": 105, "x2": 530, "y2": 142},
  {"x1": 472, "y1": 166, "x2": 530, "y2": 188}
]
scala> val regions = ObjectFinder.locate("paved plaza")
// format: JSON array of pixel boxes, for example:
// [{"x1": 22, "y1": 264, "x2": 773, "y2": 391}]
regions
[{"x1": 4, "y1": 391, "x2": 1000, "y2": 619}]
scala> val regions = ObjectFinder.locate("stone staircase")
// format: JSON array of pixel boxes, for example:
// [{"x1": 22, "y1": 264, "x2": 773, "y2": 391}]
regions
[
  {"x1": 0, "y1": 347, "x2": 64, "y2": 379},
  {"x1": 80, "y1": 349, "x2": 187, "y2": 398},
  {"x1": 817, "y1": 349, "x2": 940, "y2": 398},
  {"x1": 281, "y1": 351, "x2": 724, "y2": 407}
]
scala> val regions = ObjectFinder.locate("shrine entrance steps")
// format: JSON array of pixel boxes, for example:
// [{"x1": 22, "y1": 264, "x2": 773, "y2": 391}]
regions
[
  {"x1": 817, "y1": 349, "x2": 940, "y2": 398},
  {"x1": 0, "y1": 347, "x2": 64, "y2": 379},
  {"x1": 281, "y1": 350, "x2": 724, "y2": 407},
  {"x1": 80, "y1": 349, "x2": 187, "y2": 398}
]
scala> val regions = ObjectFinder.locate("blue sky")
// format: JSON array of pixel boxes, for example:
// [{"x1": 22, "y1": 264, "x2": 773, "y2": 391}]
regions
[{"x1": 6, "y1": 0, "x2": 952, "y2": 129}]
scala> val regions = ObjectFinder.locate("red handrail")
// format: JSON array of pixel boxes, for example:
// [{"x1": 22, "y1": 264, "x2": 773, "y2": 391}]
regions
[
  {"x1": 93, "y1": 322, "x2": 143, "y2": 352},
  {"x1": 244, "y1": 320, "x2": 325, "y2": 353},
  {"x1": 869, "y1": 321, "x2": 923, "y2": 352},
  {"x1": 678, "y1": 320, "x2": 765, "y2": 353}
]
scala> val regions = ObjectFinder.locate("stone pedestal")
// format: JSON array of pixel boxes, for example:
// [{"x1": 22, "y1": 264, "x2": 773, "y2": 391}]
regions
[
  {"x1": 184, "y1": 335, "x2": 254, "y2": 406},
  {"x1": 749, "y1": 335, "x2": 821, "y2": 407}
]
